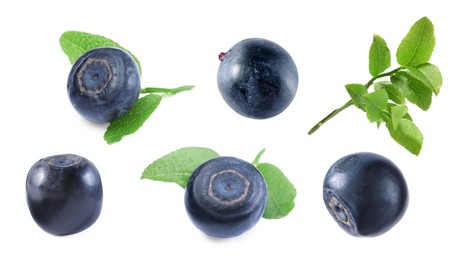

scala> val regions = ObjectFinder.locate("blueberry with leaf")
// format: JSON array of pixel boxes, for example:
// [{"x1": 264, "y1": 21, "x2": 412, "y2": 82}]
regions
[
  {"x1": 60, "y1": 31, "x2": 194, "y2": 143},
  {"x1": 308, "y1": 17, "x2": 442, "y2": 155},
  {"x1": 141, "y1": 147, "x2": 296, "y2": 237}
]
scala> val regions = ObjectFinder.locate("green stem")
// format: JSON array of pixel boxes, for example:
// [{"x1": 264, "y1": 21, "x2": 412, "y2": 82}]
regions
[
  {"x1": 365, "y1": 67, "x2": 402, "y2": 87},
  {"x1": 308, "y1": 100, "x2": 353, "y2": 135},
  {"x1": 252, "y1": 148, "x2": 266, "y2": 167},
  {"x1": 140, "y1": 85, "x2": 195, "y2": 96},
  {"x1": 308, "y1": 67, "x2": 402, "y2": 136}
]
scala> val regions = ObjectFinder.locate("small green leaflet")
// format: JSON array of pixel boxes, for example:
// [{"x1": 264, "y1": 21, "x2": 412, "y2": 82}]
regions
[
  {"x1": 374, "y1": 81, "x2": 406, "y2": 105},
  {"x1": 141, "y1": 147, "x2": 220, "y2": 188},
  {"x1": 417, "y1": 63, "x2": 443, "y2": 95},
  {"x1": 141, "y1": 147, "x2": 296, "y2": 219},
  {"x1": 391, "y1": 71, "x2": 432, "y2": 111},
  {"x1": 390, "y1": 105, "x2": 408, "y2": 130},
  {"x1": 345, "y1": 84, "x2": 367, "y2": 110},
  {"x1": 404, "y1": 65, "x2": 436, "y2": 94},
  {"x1": 369, "y1": 34, "x2": 391, "y2": 77},
  {"x1": 104, "y1": 94, "x2": 162, "y2": 144},
  {"x1": 364, "y1": 89, "x2": 388, "y2": 122},
  {"x1": 387, "y1": 118, "x2": 423, "y2": 155},
  {"x1": 396, "y1": 17, "x2": 435, "y2": 67},
  {"x1": 257, "y1": 163, "x2": 296, "y2": 219},
  {"x1": 60, "y1": 31, "x2": 142, "y2": 74}
]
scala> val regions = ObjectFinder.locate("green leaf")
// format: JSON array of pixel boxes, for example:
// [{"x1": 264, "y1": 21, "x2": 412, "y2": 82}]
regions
[
  {"x1": 417, "y1": 63, "x2": 443, "y2": 95},
  {"x1": 369, "y1": 34, "x2": 391, "y2": 77},
  {"x1": 391, "y1": 71, "x2": 432, "y2": 111},
  {"x1": 396, "y1": 17, "x2": 435, "y2": 67},
  {"x1": 364, "y1": 89, "x2": 389, "y2": 122},
  {"x1": 388, "y1": 103, "x2": 413, "y2": 121},
  {"x1": 257, "y1": 163, "x2": 296, "y2": 219},
  {"x1": 104, "y1": 94, "x2": 162, "y2": 144},
  {"x1": 387, "y1": 118, "x2": 423, "y2": 155},
  {"x1": 390, "y1": 105, "x2": 408, "y2": 130},
  {"x1": 345, "y1": 84, "x2": 368, "y2": 110},
  {"x1": 374, "y1": 81, "x2": 406, "y2": 105},
  {"x1": 404, "y1": 65, "x2": 436, "y2": 94},
  {"x1": 141, "y1": 147, "x2": 220, "y2": 188},
  {"x1": 60, "y1": 31, "x2": 142, "y2": 74}
]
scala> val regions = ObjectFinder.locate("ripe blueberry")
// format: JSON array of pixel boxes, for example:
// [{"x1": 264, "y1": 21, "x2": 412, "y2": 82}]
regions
[
  {"x1": 67, "y1": 47, "x2": 141, "y2": 123},
  {"x1": 184, "y1": 156, "x2": 267, "y2": 238},
  {"x1": 323, "y1": 152, "x2": 409, "y2": 237},
  {"x1": 26, "y1": 154, "x2": 103, "y2": 236},
  {"x1": 217, "y1": 38, "x2": 298, "y2": 119}
]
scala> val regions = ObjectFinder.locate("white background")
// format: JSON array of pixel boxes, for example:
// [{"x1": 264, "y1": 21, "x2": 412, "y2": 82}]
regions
[{"x1": 1, "y1": 0, "x2": 463, "y2": 259}]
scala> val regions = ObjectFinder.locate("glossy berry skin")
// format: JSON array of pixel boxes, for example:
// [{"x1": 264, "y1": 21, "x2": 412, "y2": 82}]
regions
[
  {"x1": 67, "y1": 47, "x2": 141, "y2": 123},
  {"x1": 217, "y1": 38, "x2": 298, "y2": 119},
  {"x1": 323, "y1": 152, "x2": 409, "y2": 237},
  {"x1": 185, "y1": 156, "x2": 267, "y2": 238},
  {"x1": 26, "y1": 154, "x2": 103, "y2": 236}
]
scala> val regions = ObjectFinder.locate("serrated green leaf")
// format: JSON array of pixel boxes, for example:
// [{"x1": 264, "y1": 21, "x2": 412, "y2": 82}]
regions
[
  {"x1": 391, "y1": 71, "x2": 432, "y2": 111},
  {"x1": 396, "y1": 17, "x2": 435, "y2": 67},
  {"x1": 141, "y1": 147, "x2": 220, "y2": 188},
  {"x1": 104, "y1": 94, "x2": 162, "y2": 144},
  {"x1": 403, "y1": 112, "x2": 413, "y2": 121},
  {"x1": 369, "y1": 34, "x2": 391, "y2": 77},
  {"x1": 60, "y1": 31, "x2": 142, "y2": 74},
  {"x1": 345, "y1": 84, "x2": 368, "y2": 110},
  {"x1": 374, "y1": 81, "x2": 406, "y2": 105},
  {"x1": 405, "y1": 65, "x2": 435, "y2": 93},
  {"x1": 417, "y1": 63, "x2": 443, "y2": 95},
  {"x1": 364, "y1": 89, "x2": 389, "y2": 122},
  {"x1": 257, "y1": 163, "x2": 296, "y2": 219},
  {"x1": 388, "y1": 103, "x2": 413, "y2": 121},
  {"x1": 387, "y1": 118, "x2": 423, "y2": 155},
  {"x1": 390, "y1": 105, "x2": 408, "y2": 130}
]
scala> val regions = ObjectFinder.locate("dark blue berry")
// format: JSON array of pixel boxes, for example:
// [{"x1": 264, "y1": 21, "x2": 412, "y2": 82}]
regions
[
  {"x1": 184, "y1": 156, "x2": 267, "y2": 238},
  {"x1": 323, "y1": 152, "x2": 409, "y2": 237},
  {"x1": 67, "y1": 47, "x2": 141, "y2": 123},
  {"x1": 217, "y1": 38, "x2": 298, "y2": 119},
  {"x1": 26, "y1": 154, "x2": 103, "y2": 236}
]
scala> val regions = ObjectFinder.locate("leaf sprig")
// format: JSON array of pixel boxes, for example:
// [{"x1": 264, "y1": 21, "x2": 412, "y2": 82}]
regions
[
  {"x1": 60, "y1": 31, "x2": 194, "y2": 144},
  {"x1": 308, "y1": 17, "x2": 442, "y2": 155},
  {"x1": 141, "y1": 147, "x2": 297, "y2": 219}
]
